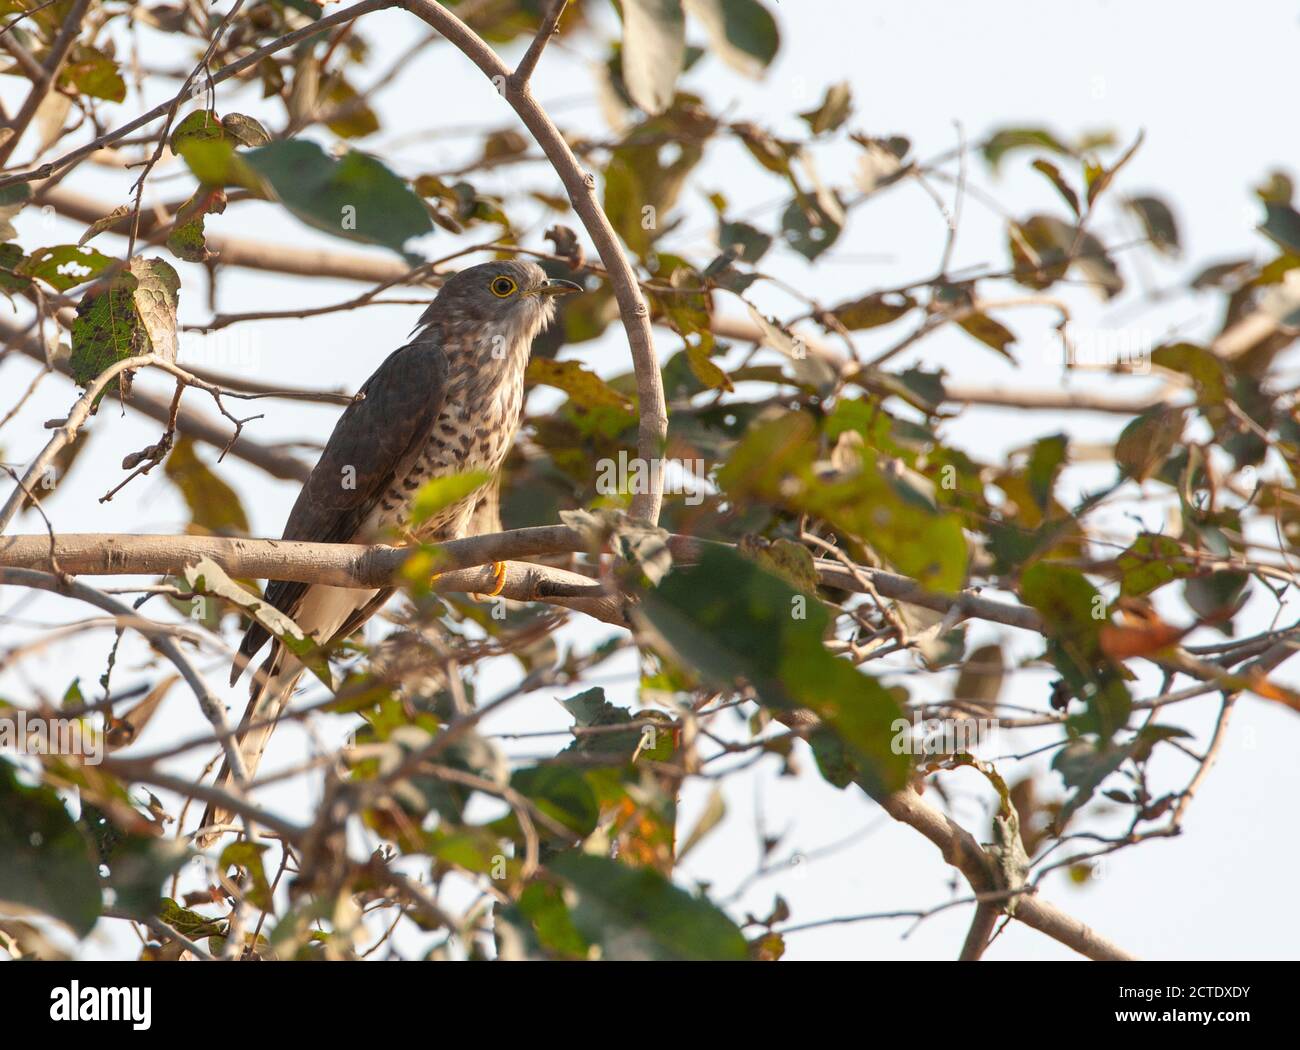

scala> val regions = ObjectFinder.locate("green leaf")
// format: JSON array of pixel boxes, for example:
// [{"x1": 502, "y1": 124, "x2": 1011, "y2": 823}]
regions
[
  {"x1": 167, "y1": 187, "x2": 227, "y2": 263},
  {"x1": 781, "y1": 193, "x2": 842, "y2": 261},
  {"x1": 957, "y1": 312, "x2": 1016, "y2": 360},
  {"x1": 1184, "y1": 571, "x2": 1249, "y2": 625},
  {"x1": 1116, "y1": 533, "x2": 1190, "y2": 597},
  {"x1": 1051, "y1": 725, "x2": 1187, "y2": 830},
  {"x1": 68, "y1": 257, "x2": 180, "y2": 392},
  {"x1": 60, "y1": 45, "x2": 126, "y2": 102},
  {"x1": 219, "y1": 841, "x2": 273, "y2": 911},
  {"x1": 616, "y1": 0, "x2": 686, "y2": 115},
  {"x1": 0, "y1": 760, "x2": 101, "y2": 936},
  {"x1": 526, "y1": 357, "x2": 633, "y2": 411},
  {"x1": 637, "y1": 545, "x2": 910, "y2": 794},
  {"x1": 736, "y1": 534, "x2": 819, "y2": 594},
  {"x1": 1150, "y1": 343, "x2": 1226, "y2": 405},
  {"x1": 243, "y1": 139, "x2": 434, "y2": 255},
  {"x1": 548, "y1": 851, "x2": 747, "y2": 960},
  {"x1": 0, "y1": 180, "x2": 32, "y2": 244},
  {"x1": 159, "y1": 897, "x2": 224, "y2": 941},
  {"x1": 183, "y1": 557, "x2": 332, "y2": 686},
  {"x1": 718, "y1": 219, "x2": 772, "y2": 263},
  {"x1": 1031, "y1": 158, "x2": 1080, "y2": 216},
  {"x1": 69, "y1": 279, "x2": 140, "y2": 390},
  {"x1": 1026, "y1": 433, "x2": 1068, "y2": 511},
  {"x1": 830, "y1": 291, "x2": 914, "y2": 330},
  {"x1": 510, "y1": 766, "x2": 599, "y2": 838},
  {"x1": 1260, "y1": 202, "x2": 1300, "y2": 256},
  {"x1": 982, "y1": 126, "x2": 1071, "y2": 172},
  {"x1": 0, "y1": 241, "x2": 31, "y2": 293},
  {"x1": 1008, "y1": 214, "x2": 1123, "y2": 299},
  {"x1": 1115, "y1": 406, "x2": 1186, "y2": 481},
  {"x1": 602, "y1": 123, "x2": 703, "y2": 257},
  {"x1": 720, "y1": 411, "x2": 968, "y2": 591},
  {"x1": 323, "y1": 77, "x2": 380, "y2": 139},
  {"x1": 1126, "y1": 195, "x2": 1180, "y2": 256},
  {"x1": 95, "y1": 828, "x2": 188, "y2": 920},
  {"x1": 171, "y1": 110, "x2": 226, "y2": 152},
  {"x1": 409, "y1": 470, "x2": 490, "y2": 526},
  {"x1": 1020, "y1": 563, "x2": 1132, "y2": 737},
  {"x1": 520, "y1": 880, "x2": 589, "y2": 957},
  {"x1": 684, "y1": 0, "x2": 780, "y2": 77},
  {"x1": 19, "y1": 244, "x2": 114, "y2": 291}
]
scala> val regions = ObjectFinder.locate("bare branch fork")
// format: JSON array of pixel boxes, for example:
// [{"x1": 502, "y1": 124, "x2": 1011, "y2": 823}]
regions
[{"x1": 0, "y1": 352, "x2": 310, "y2": 532}]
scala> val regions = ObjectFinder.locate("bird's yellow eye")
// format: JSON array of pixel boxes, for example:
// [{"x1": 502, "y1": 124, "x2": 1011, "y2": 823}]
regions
[{"x1": 490, "y1": 276, "x2": 517, "y2": 297}]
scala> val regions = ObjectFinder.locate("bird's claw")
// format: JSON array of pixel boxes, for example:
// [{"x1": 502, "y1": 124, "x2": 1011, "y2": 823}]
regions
[{"x1": 479, "y1": 561, "x2": 507, "y2": 599}]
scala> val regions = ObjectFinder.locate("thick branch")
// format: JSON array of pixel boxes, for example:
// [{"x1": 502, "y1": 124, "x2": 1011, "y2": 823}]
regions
[
  {"x1": 0, "y1": 529, "x2": 1046, "y2": 634},
  {"x1": 876, "y1": 787, "x2": 1135, "y2": 961}
]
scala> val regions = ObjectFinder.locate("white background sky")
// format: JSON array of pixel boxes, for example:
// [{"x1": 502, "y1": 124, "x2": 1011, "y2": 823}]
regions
[{"x1": 2, "y1": 0, "x2": 1298, "y2": 959}]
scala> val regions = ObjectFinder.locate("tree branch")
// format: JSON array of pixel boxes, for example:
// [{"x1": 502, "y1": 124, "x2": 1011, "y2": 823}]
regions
[
  {"x1": 0, "y1": 0, "x2": 399, "y2": 189},
  {"x1": 0, "y1": 316, "x2": 312, "y2": 482},
  {"x1": 876, "y1": 787, "x2": 1135, "y2": 961},
  {"x1": 0, "y1": 567, "x2": 249, "y2": 786},
  {"x1": 0, "y1": 352, "x2": 154, "y2": 531},
  {"x1": 0, "y1": 529, "x2": 1047, "y2": 633},
  {"x1": 0, "y1": 0, "x2": 91, "y2": 167},
  {"x1": 399, "y1": 0, "x2": 668, "y2": 524},
  {"x1": 510, "y1": 0, "x2": 568, "y2": 88}
]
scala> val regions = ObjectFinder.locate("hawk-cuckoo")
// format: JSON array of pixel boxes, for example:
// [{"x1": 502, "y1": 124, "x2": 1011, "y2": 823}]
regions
[{"x1": 199, "y1": 260, "x2": 579, "y2": 842}]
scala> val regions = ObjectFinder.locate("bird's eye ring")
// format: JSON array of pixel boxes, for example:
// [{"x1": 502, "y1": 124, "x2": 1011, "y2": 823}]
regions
[{"x1": 490, "y1": 276, "x2": 517, "y2": 297}]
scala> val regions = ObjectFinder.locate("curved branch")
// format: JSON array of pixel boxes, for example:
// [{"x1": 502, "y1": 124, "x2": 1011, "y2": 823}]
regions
[{"x1": 398, "y1": 0, "x2": 668, "y2": 524}]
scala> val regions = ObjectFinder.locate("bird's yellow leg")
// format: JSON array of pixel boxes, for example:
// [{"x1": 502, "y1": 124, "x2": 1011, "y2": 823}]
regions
[{"x1": 481, "y1": 561, "x2": 507, "y2": 598}]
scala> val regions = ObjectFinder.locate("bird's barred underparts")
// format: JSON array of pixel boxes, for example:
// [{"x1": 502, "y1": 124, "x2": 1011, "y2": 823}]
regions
[{"x1": 196, "y1": 261, "x2": 580, "y2": 845}]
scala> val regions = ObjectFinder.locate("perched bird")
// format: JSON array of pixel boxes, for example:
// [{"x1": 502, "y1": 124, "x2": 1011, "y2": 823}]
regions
[{"x1": 198, "y1": 260, "x2": 580, "y2": 843}]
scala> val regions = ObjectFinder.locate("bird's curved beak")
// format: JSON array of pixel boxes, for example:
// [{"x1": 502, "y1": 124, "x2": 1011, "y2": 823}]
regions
[{"x1": 530, "y1": 278, "x2": 583, "y2": 297}]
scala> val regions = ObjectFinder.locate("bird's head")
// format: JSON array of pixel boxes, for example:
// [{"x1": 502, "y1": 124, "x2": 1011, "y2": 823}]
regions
[{"x1": 413, "y1": 260, "x2": 581, "y2": 362}]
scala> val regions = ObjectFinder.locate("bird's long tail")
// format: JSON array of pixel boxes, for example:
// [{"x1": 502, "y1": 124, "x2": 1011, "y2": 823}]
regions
[{"x1": 196, "y1": 649, "x2": 304, "y2": 848}]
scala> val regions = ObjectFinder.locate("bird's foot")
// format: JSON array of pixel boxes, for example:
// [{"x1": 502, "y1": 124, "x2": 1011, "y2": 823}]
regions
[{"x1": 475, "y1": 561, "x2": 507, "y2": 599}]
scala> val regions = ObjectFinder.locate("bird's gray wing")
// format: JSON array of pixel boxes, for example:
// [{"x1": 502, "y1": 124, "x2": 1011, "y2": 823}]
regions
[{"x1": 233, "y1": 338, "x2": 449, "y2": 679}]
